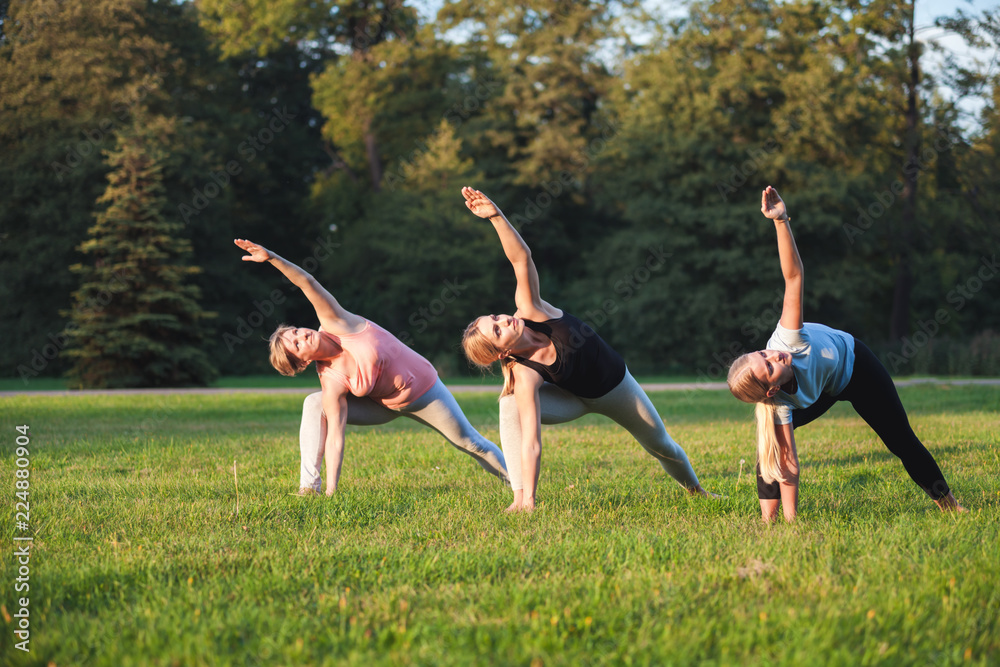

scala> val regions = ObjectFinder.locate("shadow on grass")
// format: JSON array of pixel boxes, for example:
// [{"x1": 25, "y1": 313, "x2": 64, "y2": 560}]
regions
[{"x1": 802, "y1": 443, "x2": 967, "y2": 470}]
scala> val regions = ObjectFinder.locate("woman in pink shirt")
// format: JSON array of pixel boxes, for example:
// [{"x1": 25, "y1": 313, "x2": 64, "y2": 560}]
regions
[{"x1": 234, "y1": 239, "x2": 508, "y2": 495}]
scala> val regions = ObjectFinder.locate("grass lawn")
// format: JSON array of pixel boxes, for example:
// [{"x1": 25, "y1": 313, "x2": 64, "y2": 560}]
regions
[{"x1": 1, "y1": 386, "x2": 997, "y2": 666}]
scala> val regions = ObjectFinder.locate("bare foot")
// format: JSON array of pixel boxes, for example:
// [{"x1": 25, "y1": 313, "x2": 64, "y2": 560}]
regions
[
  {"x1": 505, "y1": 500, "x2": 522, "y2": 513},
  {"x1": 935, "y1": 492, "x2": 967, "y2": 513},
  {"x1": 688, "y1": 485, "x2": 722, "y2": 499}
]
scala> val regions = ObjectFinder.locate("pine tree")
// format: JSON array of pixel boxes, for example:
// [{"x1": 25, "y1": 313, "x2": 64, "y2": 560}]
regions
[
  {"x1": 63, "y1": 118, "x2": 217, "y2": 388},
  {"x1": 0, "y1": 0, "x2": 171, "y2": 380}
]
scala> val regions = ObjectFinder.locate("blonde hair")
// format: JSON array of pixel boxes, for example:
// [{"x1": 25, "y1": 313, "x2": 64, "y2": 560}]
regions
[
  {"x1": 728, "y1": 352, "x2": 786, "y2": 484},
  {"x1": 462, "y1": 317, "x2": 517, "y2": 397},
  {"x1": 268, "y1": 324, "x2": 310, "y2": 377}
]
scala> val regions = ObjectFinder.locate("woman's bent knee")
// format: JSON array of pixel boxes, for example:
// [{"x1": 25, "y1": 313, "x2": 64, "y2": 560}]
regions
[{"x1": 303, "y1": 391, "x2": 323, "y2": 414}]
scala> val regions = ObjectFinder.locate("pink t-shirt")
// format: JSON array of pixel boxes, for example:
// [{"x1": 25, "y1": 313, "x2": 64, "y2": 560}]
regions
[{"x1": 315, "y1": 320, "x2": 437, "y2": 410}]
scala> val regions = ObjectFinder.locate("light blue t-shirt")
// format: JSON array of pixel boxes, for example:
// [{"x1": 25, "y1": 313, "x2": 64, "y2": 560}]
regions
[{"x1": 766, "y1": 322, "x2": 856, "y2": 425}]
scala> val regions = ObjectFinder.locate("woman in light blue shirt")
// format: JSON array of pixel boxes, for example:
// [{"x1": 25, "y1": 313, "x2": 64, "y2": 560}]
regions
[{"x1": 726, "y1": 187, "x2": 964, "y2": 521}]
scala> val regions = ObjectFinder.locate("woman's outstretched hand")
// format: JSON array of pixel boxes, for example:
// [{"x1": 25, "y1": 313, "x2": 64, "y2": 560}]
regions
[
  {"x1": 234, "y1": 238, "x2": 272, "y2": 263},
  {"x1": 761, "y1": 186, "x2": 789, "y2": 222},
  {"x1": 462, "y1": 186, "x2": 501, "y2": 219}
]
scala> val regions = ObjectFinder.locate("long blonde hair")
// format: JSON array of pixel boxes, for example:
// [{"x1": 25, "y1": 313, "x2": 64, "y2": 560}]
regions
[
  {"x1": 268, "y1": 324, "x2": 311, "y2": 377},
  {"x1": 462, "y1": 317, "x2": 517, "y2": 397},
  {"x1": 728, "y1": 352, "x2": 786, "y2": 484}
]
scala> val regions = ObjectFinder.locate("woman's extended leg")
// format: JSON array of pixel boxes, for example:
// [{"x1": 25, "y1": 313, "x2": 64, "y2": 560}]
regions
[
  {"x1": 839, "y1": 340, "x2": 953, "y2": 500},
  {"x1": 299, "y1": 391, "x2": 399, "y2": 492},
  {"x1": 400, "y1": 379, "x2": 509, "y2": 484},
  {"x1": 498, "y1": 383, "x2": 588, "y2": 491},
  {"x1": 587, "y1": 370, "x2": 701, "y2": 490}
]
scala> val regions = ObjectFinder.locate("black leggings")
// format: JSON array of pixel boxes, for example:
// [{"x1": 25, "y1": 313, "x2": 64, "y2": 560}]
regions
[{"x1": 757, "y1": 338, "x2": 951, "y2": 501}]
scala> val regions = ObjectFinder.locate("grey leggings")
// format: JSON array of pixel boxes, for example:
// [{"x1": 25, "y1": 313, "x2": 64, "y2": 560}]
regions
[
  {"x1": 299, "y1": 379, "x2": 508, "y2": 490},
  {"x1": 499, "y1": 369, "x2": 700, "y2": 491}
]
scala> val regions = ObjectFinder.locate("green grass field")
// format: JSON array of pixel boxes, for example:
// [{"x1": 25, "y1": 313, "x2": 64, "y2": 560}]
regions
[{"x1": 1, "y1": 386, "x2": 997, "y2": 666}]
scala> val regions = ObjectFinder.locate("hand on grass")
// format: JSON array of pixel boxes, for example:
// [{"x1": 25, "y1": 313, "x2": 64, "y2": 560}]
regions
[
  {"x1": 504, "y1": 489, "x2": 536, "y2": 513},
  {"x1": 506, "y1": 500, "x2": 535, "y2": 513}
]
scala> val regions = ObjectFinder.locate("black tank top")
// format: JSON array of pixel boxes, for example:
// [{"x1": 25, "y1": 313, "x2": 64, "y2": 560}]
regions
[{"x1": 512, "y1": 313, "x2": 626, "y2": 398}]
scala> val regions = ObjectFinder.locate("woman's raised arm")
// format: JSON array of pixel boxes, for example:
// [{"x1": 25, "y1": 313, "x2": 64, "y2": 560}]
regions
[
  {"x1": 760, "y1": 187, "x2": 803, "y2": 330},
  {"x1": 462, "y1": 187, "x2": 560, "y2": 321},
  {"x1": 234, "y1": 239, "x2": 365, "y2": 334}
]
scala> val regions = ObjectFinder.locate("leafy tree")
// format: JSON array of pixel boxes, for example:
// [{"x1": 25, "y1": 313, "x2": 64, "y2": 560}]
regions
[
  {"x1": 310, "y1": 25, "x2": 461, "y2": 192},
  {"x1": 937, "y1": 5, "x2": 1000, "y2": 237},
  {"x1": 438, "y1": 0, "x2": 640, "y2": 188},
  {"x1": 567, "y1": 0, "x2": 885, "y2": 373},
  {"x1": 2, "y1": 0, "x2": 330, "y2": 379},
  {"x1": 154, "y1": 1, "x2": 331, "y2": 374},
  {"x1": 0, "y1": 0, "x2": 171, "y2": 380},
  {"x1": 840, "y1": 0, "x2": 928, "y2": 340},
  {"x1": 432, "y1": 0, "x2": 644, "y2": 302},
  {"x1": 3, "y1": 0, "x2": 993, "y2": 381},
  {"x1": 197, "y1": 0, "x2": 425, "y2": 192},
  {"x1": 63, "y1": 118, "x2": 217, "y2": 388}
]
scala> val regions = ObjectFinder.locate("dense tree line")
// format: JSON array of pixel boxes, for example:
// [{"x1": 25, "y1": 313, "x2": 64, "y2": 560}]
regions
[{"x1": 1, "y1": 0, "x2": 997, "y2": 387}]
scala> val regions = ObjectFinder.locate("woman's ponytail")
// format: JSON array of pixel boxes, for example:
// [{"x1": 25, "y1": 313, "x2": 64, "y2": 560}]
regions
[{"x1": 755, "y1": 401, "x2": 785, "y2": 483}]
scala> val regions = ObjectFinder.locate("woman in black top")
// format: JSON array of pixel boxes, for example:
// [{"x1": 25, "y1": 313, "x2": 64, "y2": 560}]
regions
[{"x1": 460, "y1": 187, "x2": 711, "y2": 511}]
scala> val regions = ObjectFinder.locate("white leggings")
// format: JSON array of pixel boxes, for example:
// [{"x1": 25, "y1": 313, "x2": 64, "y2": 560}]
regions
[
  {"x1": 299, "y1": 379, "x2": 508, "y2": 490},
  {"x1": 499, "y1": 370, "x2": 700, "y2": 491}
]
